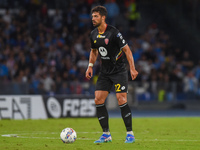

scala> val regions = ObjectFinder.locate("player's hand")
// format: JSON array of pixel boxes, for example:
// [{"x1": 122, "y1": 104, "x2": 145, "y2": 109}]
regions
[
  {"x1": 85, "y1": 66, "x2": 93, "y2": 80},
  {"x1": 130, "y1": 69, "x2": 138, "y2": 80}
]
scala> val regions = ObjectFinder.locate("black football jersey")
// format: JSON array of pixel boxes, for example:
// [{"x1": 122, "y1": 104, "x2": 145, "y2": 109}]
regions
[{"x1": 90, "y1": 25, "x2": 127, "y2": 75}]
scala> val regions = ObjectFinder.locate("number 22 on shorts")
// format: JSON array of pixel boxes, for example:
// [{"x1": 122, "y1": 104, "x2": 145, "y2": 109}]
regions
[{"x1": 115, "y1": 84, "x2": 121, "y2": 92}]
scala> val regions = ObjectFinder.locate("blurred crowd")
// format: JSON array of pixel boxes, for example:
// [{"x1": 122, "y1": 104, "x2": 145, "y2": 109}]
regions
[{"x1": 0, "y1": 0, "x2": 200, "y2": 98}]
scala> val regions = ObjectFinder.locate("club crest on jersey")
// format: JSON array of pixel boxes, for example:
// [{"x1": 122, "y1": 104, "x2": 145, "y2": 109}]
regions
[{"x1": 105, "y1": 38, "x2": 109, "y2": 45}]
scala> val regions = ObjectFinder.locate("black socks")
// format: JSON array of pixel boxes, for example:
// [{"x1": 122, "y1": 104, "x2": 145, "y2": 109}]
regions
[
  {"x1": 96, "y1": 104, "x2": 109, "y2": 132},
  {"x1": 119, "y1": 103, "x2": 132, "y2": 131},
  {"x1": 96, "y1": 103, "x2": 132, "y2": 132}
]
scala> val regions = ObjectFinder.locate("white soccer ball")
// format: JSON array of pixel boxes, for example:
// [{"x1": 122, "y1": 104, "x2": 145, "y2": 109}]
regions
[{"x1": 60, "y1": 128, "x2": 77, "y2": 143}]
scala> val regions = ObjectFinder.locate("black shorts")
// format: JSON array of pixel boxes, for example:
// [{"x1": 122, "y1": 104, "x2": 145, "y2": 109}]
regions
[{"x1": 95, "y1": 71, "x2": 128, "y2": 93}]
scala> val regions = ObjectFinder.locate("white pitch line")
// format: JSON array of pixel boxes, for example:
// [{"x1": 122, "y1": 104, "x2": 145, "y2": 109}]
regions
[
  {"x1": 1, "y1": 132, "x2": 103, "y2": 135},
  {"x1": 1, "y1": 134, "x2": 200, "y2": 142},
  {"x1": 1, "y1": 134, "x2": 93, "y2": 140},
  {"x1": 2, "y1": 134, "x2": 18, "y2": 137},
  {"x1": 136, "y1": 139, "x2": 200, "y2": 142}
]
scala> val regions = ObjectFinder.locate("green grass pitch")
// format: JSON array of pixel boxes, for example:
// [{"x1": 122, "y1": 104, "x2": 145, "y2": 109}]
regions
[{"x1": 0, "y1": 117, "x2": 200, "y2": 150}]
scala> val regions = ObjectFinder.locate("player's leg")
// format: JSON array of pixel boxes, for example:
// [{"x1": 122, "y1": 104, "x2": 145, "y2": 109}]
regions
[
  {"x1": 94, "y1": 90, "x2": 112, "y2": 143},
  {"x1": 94, "y1": 73, "x2": 113, "y2": 143},
  {"x1": 116, "y1": 92, "x2": 132, "y2": 132},
  {"x1": 112, "y1": 71, "x2": 135, "y2": 143},
  {"x1": 116, "y1": 92, "x2": 135, "y2": 143},
  {"x1": 95, "y1": 90, "x2": 109, "y2": 133}
]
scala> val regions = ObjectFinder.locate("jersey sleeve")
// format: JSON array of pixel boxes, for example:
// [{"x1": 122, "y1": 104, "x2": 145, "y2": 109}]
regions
[
  {"x1": 113, "y1": 30, "x2": 127, "y2": 49},
  {"x1": 90, "y1": 32, "x2": 96, "y2": 49}
]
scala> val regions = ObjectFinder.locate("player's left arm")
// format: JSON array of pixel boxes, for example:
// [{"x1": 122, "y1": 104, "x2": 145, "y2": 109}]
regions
[{"x1": 122, "y1": 45, "x2": 138, "y2": 80}]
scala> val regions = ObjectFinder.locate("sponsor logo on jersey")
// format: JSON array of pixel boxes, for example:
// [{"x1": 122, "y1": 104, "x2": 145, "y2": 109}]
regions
[
  {"x1": 99, "y1": 47, "x2": 110, "y2": 59},
  {"x1": 99, "y1": 47, "x2": 107, "y2": 56},
  {"x1": 97, "y1": 34, "x2": 106, "y2": 38},
  {"x1": 101, "y1": 57, "x2": 110, "y2": 59},
  {"x1": 105, "y1": 38, "x2": 109, "y2": 45}
]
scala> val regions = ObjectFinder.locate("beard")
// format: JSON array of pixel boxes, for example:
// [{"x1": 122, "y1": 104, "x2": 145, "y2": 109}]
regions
[{"x1": 93, "y1": 20, "x2": 101, "y2": 27}]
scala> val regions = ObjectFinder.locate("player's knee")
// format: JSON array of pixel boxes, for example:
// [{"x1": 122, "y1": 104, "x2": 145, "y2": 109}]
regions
[
  {"x1": 94, "y1": 97, "x2": 105, "y2": 105},
  {"x1": 116, "y1": 94, "x2": 127, "y2": 105}
]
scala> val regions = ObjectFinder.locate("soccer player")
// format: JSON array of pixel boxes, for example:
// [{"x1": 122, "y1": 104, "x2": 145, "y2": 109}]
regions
[{"x1": 85, "y1": 5, "x2": 138, "y2": 143}]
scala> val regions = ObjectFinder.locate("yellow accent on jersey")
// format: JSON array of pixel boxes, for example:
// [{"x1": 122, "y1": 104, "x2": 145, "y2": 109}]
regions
[
  {"x1": 94, "y1": 40, "x2": 96, "y2": 43},
  {"x1": 116, "y1": 50, "x2": 123, "y2": 60}
]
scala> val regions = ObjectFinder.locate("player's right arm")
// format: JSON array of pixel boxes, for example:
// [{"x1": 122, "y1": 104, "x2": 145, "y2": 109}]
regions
[{"x1": 85, "y1": 49, "x2": 98, "y2": 80}]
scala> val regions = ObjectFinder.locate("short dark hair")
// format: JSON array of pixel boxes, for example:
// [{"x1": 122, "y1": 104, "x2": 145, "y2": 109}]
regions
[{"x1": 91, "y1": 5, "x2": 107, "y2": 17}]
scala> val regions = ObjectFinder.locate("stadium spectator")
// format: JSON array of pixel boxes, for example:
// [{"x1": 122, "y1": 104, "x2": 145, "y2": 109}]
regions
[
  {"x1": 2, "y1": 9, "x2": 11, "y2": 24},
  {"x1": 104, "y1": 0, "x2": 119, "y2": 25},
  {"x1": 194, "y1": 61, "x2": 200, "y2": 82},
  {"x1": 0, "y1": 0, "x2": 199, "y2": 98},
  {"x1": 183, "y1": 71, "x2": 198, "y2": 99}
]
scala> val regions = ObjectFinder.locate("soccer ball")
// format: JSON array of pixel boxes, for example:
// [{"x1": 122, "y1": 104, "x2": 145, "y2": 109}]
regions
[{"x1": 60, "y1": 128, "x2": 77, "y2": 143}]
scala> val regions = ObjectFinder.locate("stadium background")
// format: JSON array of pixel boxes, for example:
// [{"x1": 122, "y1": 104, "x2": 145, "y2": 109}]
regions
[{"x1": 0, "y1": 0, "x2": 200, "y2": 119}]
